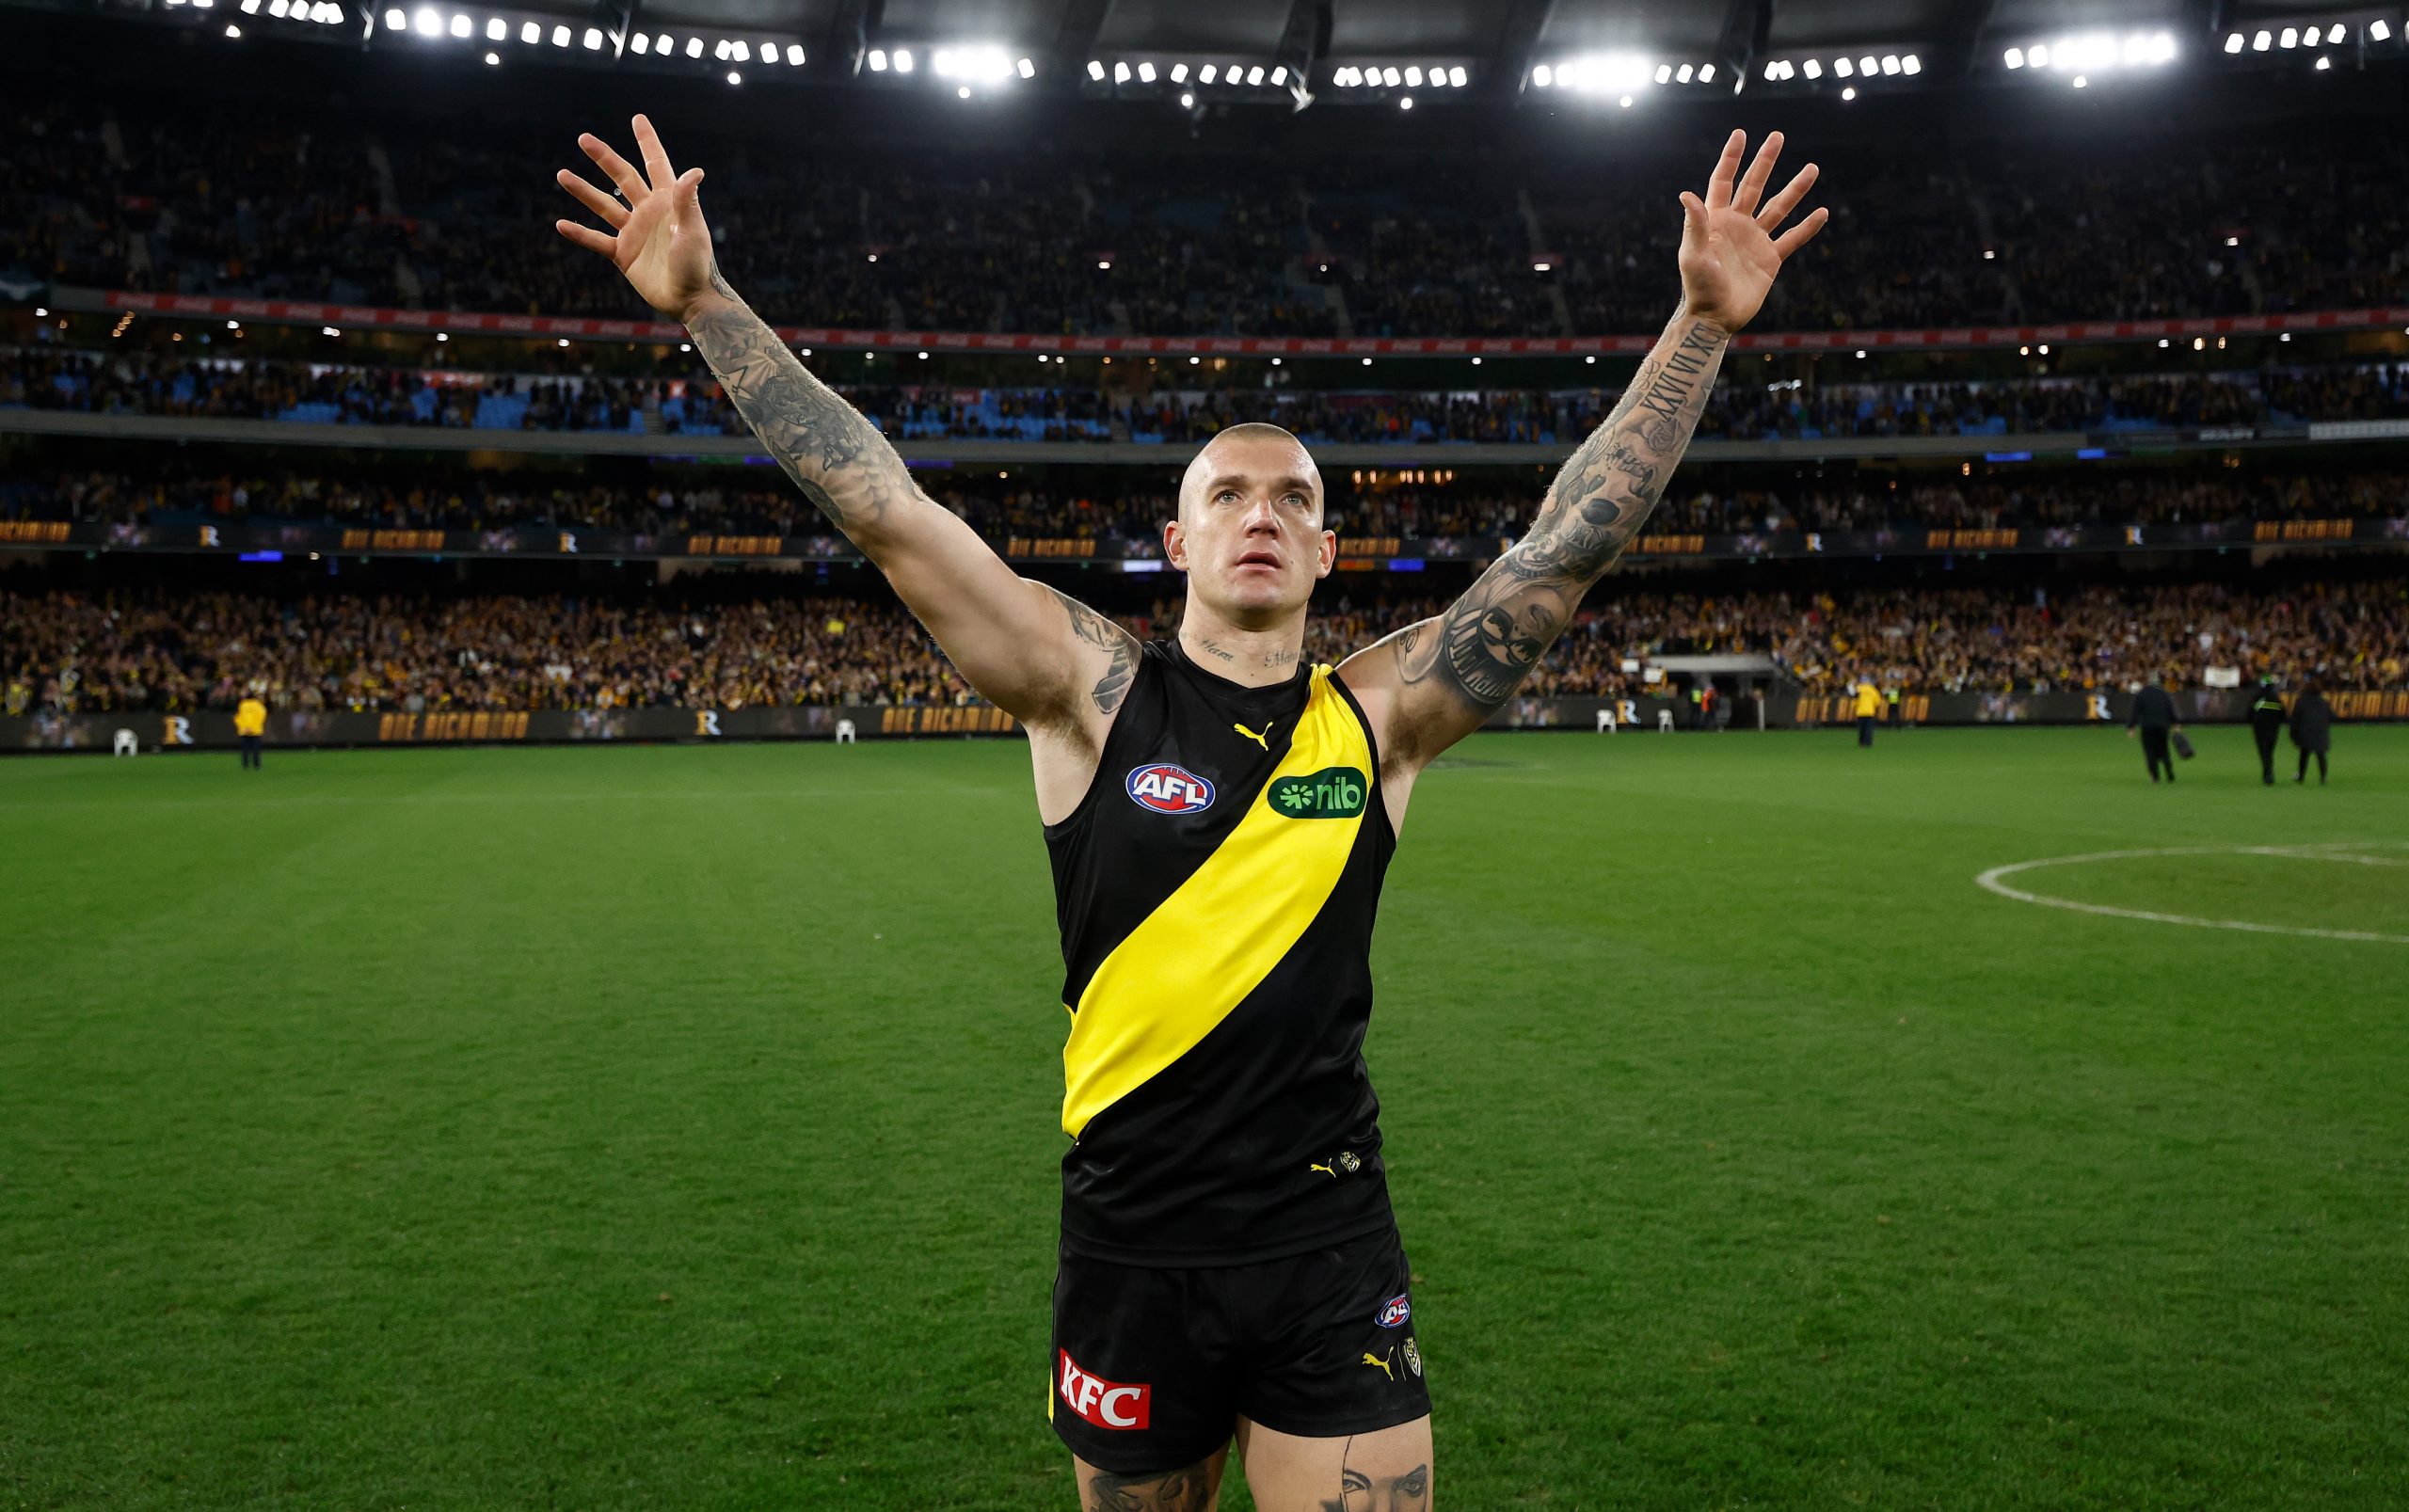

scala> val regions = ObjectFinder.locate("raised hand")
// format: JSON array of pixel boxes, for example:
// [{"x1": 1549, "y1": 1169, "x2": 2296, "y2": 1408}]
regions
[
  {"x1": 554, "y1": 114, "x2": 720, "y2": 323},
  {"x1": 1677, "y1": 129, "x2": 1828, "y2": 335}
]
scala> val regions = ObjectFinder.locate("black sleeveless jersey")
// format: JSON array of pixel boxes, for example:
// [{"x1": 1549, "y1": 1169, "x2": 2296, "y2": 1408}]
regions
[{"x1": 1045, "y1": 639, "x2": 1398, "y2": 1266}]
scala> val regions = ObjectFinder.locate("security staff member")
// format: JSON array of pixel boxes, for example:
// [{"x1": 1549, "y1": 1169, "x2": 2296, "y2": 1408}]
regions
[
  {"x1": 2290, "y1": 678, "x2": 2333, "y2": 785},
  {"x1": 234, "y1": 694, "x2": 267, "y2": 770},
  {"x1": 1853, "y1": 678, "x2": 1882, "y2": 747},
  {"x1": 2126, "y1": 676, "x2": 2181, "y2": 783},
  {"x1": 2248, "y1": 677, "x2": 2287, "y2": 786}
]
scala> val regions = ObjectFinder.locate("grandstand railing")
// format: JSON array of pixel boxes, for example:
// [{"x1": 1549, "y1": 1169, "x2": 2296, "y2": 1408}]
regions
[
  {"x1": 62, "y1": 287, "x2": 2409, "y2": 359},
  {"x1": 5, "y1": 516, "x2": 2401, "y2": 565},
  {"x1": 8, "y1": 406, "x2": 2403, "y2": 465}
]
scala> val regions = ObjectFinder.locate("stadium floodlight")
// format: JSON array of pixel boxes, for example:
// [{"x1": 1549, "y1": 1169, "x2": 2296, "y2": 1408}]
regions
[
  {"x1": 1080, "y1": 56, "x2": 1098, "y2": 78},
  {"x1": 892, "y1": 47, "x2": 911, "y2": 71},
  {"x1": 2328, "y1": 23, "x2": 2345, "y2": 44},
  {"x1": 1531, "y1": 63, "x2": 1552, "y2": 86},
  {"x1": 957, "y1": 84, "x2": 971, "y2": 96},
  {"x1": 322, "y1": 326, "x2": 340, "y2": 336},
  {"x1": 1248, "y1": 64, "x2": 1266, "y2": 85},
  {"x1": 1835, "y1": 56, "x2": 1855, "y2": 76},
  {"x1": 2279, "y1": 26, "x2": 2297, "y2": 48},
  {"x1": 1800, "y1": 58, "x2": 1820, "y2": 79},
  {"x1": 585, "y1": 27, "x2": 604, "y2": 49},
  {"x1": 2224, "y1": 31, "x2": 2244, "y2": 53},
  {"x1": 410, "y1": 7, "x2": 436, "y2": 34},
  {"x1": 241, "y1": 0, "x2": 260, "y2": 11},
  {"x1": 2071, "y1": 74, "x2": 2086, "y2": 87},
  {"x1": 2252, "y1": 29, "x2": 2271, "y2": 50},
  {"x1": 2315, "y1": 55, "x2": 2331, "y2": 70},
  {"x1": 1841, "y1": 85, "x2": 1855, "y2": 99},
  {"x1": 683, "y1": 36, "x2": 700, "y2": 56},
  {"x1": 726, "y1": 70, "x2": 740, "y2": 83},
  {"x1": 1904, "y1": 54, "x2": 1922, "y2": 73},
  {"x1": 1179, "y1": 90, "x2": 1193, "y2": 106},
  {"x1": 1382, "y1": 66, "x2": 1401, "y2": 86},
  {"x1": 712, "y1": 39, "x2": 728, "y2": 58},
  {"x1": 873, "y1": 49, "x2": 892, "y2": 71},
  {"x1": 1406, "y1": 65, "x2": 1424, "y2": 86},
  {"x1": 1201, "y1": 62, "x2": 1219, "y2": 83},
  {"x1": 1017, "y1": 56, "x2": 1034, "y2": 76},
  {"x1": 1858, "y1": 55, "x2": 1876, "y2": 75},
  {"x1": 1274, "y1": 64, "x2": 1290, "y2": 85},
  {"x1": 2026, "y1": 42, "x2": 2048, "y2": 67},
  {"x1": 483, "y1": 16, "x2": 502, "y2": 39},
  {"x1": 1112, "y1": 59, "x2": 1130, "y2": 82},
  {"x1": 550, "y1": 24, "x2": 567, "y2": 45},
  {"x1": 225, "y1": 23, "x2": 240, "y2": 35},
  {"x1": 1450, "y1": 65, "x2": 1466, "y2": 86},
  {"x1": 267, "y1": 0, "x2": 286, "y2": 17},
  {"x1": 1676, "y1": 62, "x2": 1695, "y2": 82},
  {"x1": 2372, "y1": 19, "x2": 2391, "y2": 42},
  {"x1": 1136, "y1": 60, "x2": 1155, "y2": 82},
  {"x1": 1401, "y1": 95, "x2": 1414, "y2": 109},
  {"x1": 1618, "y1": 93, "x2": 1631, "y2": 106},
  {"x1": 1097, "y1": 259, "x2": 1110, "y2": 269},
  {"x1": 1170, "y1": 61, "x2": 1187, "y2": 82},
  {"x1": 1699, "y1": 62, "x2": 1714, "y2": 81},
  {"x1": 790, "y1": 44, "x2": 807, "y2": 66},
  {"x1": 516, "y1": 20, "x2": 534, "y2": 41},
  {"x1": 1653, "y1": 63, "x2": 1670, "y2": 83},
  {"x1": 448, "y1": 12, "x2": 469, "y2": 37},
  {"x1": 1763, "y1": 59, "x2": 1780, "y2": 80},
  {"x1": 482, "y1": 48, "x2": 497, "y2": 63}
]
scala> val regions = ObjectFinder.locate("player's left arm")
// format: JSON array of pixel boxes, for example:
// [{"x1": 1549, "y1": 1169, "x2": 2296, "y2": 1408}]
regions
[{"x1": 1340, "y1": 129, "x2": 1828, "y2": 777}]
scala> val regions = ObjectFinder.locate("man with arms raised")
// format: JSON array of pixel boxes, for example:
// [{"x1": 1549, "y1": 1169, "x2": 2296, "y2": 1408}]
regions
[{"x1": 557, "y1": 118, "x2": 1825, "y2": 1510}]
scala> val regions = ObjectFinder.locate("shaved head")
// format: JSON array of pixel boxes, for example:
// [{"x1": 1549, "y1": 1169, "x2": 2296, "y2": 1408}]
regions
[{"x1": 1178, "y1": 422, "x2": 1321, "y2": 524}]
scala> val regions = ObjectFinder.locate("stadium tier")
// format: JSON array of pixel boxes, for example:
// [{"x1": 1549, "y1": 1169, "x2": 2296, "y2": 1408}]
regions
[{"x1": 8, "y1": 344, "x2": 2408, "y2": 443}]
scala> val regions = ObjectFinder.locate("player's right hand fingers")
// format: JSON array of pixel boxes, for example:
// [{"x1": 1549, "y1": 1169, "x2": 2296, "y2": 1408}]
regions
[
  {"x1": 578, "y1": 132, "x2": 649, "y2": 202},
  {"x1": 554, "y1": 219, "x2": 617, "y2": 258},
  {"x1": 631, "y1": 114, "x2": 677, "y2": 189},
  {"x1": 555, "y1": 169, "x2": 629, "y2": 229}
]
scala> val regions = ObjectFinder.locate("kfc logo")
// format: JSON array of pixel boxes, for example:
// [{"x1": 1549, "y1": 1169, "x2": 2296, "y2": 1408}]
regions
[{"x1": 1058, "y1": 1350, "x2": 1151, "y2": 1430}]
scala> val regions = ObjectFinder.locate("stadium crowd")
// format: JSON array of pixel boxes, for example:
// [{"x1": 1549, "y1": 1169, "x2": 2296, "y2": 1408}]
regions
[
  {"x1": 8, "y1": 342, "x2": 2406, "y2": 444},
  {"x1": 8, "y1": 580, "x2": 2401, "y2": 717},
  {"x1": 8, "y1": 460, "x2": 2406, "y2": 540},
  {"x1": 8, "y1": 78, "x2": 2405, "y2": 338}
]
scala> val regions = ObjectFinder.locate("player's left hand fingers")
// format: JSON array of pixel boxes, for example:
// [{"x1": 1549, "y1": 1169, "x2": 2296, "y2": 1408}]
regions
[
  {"x1": 631, "y1": 113, "x2": 677, "y2": 191},
  {"x1": 1731, "y1": 130, "x2": 1783, "y2": 215},
  {"x1": 1755, "y1": 162, "x2": 1819, "y2": 232},
  {"x1": 556, "y1": 168, "x2": 630, "y2": 229},
  {"x1": 1772, "y1": 206, "x2": 1831, "y2": 260},
  {"x1": 1703, "y1": 129, "x2": 1745, "y2": 211}
]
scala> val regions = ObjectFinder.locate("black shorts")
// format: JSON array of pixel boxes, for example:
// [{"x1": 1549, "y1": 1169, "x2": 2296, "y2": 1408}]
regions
[{"x1": 1048, "y1": 1223, "x2": 1432, "y2": 1475}]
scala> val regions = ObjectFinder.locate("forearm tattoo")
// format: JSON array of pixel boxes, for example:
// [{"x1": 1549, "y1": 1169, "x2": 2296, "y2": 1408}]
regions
[
  {"x1": 683, "y1": 264, "x2": 917, "y2": 537},
  {"x1": 1394, "y1": 312, "x2": 1726, "y2": 714},
  {"x1": 1083, "y1": 1461, "x2": 1216, "y2": 1511},
  {"x1": 1047, "y1": 585, "x2": 1139, "y2": 715}
]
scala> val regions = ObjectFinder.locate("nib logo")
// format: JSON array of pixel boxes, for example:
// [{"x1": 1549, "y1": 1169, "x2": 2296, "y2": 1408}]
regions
[{"x1": 1058, "y1": 1350, "x2": 1151, "y2": 1430}]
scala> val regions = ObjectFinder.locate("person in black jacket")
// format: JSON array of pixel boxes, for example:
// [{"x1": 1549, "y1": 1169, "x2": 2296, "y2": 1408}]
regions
[
  {"x1": 2290, "y1": 678, "x2": 2334, "y2": 785},
  {"x1": 2248, "y1": 677, "x2": 2288, "y2": 786},
  {"x1": 2127, "y1": 676, "x2": 2182, "y2": 783}
]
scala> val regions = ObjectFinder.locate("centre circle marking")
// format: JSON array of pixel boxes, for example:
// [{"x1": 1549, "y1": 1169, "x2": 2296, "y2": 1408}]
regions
[{"x1": 1974, "y1": 843, "x2": 2409, "y2": 945}]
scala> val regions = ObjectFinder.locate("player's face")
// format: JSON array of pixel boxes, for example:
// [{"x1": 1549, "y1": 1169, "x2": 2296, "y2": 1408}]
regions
[{"x1": 1166, "y1": 435, "x2": 1334, "y2": 623}]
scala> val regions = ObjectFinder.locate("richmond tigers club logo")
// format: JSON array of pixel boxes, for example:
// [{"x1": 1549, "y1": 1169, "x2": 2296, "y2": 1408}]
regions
[{"x1": 1126, "y1": 762, "x2": 1215, "y2": 814}]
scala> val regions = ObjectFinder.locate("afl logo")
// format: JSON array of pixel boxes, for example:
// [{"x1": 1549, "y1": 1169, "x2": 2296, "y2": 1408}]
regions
[
  {"x1": 1376, "y1": 1294, "x2": 1412, "y2": 1329},
  {"x1": 1126, "y1": 762, "x2": 1216, "y2": 815}
]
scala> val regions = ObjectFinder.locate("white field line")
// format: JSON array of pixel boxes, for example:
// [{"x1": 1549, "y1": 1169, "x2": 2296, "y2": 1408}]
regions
[{"x1": 1974, "y1": 844, "x2": 2409, "y2": 946}]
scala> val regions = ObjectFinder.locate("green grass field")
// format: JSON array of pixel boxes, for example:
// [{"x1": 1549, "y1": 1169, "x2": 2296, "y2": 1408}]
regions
[{"x1": 5, "y1": 725, "x2": 2405, "y2": 1510}]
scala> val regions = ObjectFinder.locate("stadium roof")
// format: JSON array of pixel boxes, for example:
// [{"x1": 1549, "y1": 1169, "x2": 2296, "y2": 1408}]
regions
[{"x1": 19, "y1": 0, "x2": 2402, "y2": 100}]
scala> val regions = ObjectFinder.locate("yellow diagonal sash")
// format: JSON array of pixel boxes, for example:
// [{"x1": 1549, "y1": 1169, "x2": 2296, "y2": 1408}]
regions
[{"x1": 1061, "y1": 667, "x2": 1370, "y2": 1138}]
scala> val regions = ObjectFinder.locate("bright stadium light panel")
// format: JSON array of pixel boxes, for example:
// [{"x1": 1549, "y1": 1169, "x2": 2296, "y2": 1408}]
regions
[
  {"x1": 2003, "y1": 46, "x2": 2022, "y2": 68},
  {"x1": 2315, "y1": 55, "x2": 2331, "y2": 69},
  {"x1": 550, "y1": 24, "x2": 567, "y2": 44},
  {"x1": 1248, "y1": 64, "x2": 1266, "y2": 85},
  {"x1": 2224, "y1": 31, "x2": 2244, "y2": 53},
  {"x1": 1136, "y1": 59, "x2": 1155, "y2": 81},
  {"x1": 1880, "y1": 54, "x2": 1900, "y2": 74},
  {"x1": 1530, "y1": 63, "x2": 1551, "y2": 86},
  {"x1": 1449, "y1": 65, "x2": 1466, "y2": 86},
  {"x1": 1699, "y1": 63, "x2": 1713, "y2": 81},
  {"x1": 1201, "y1": 62, "x2": 1219, "y2": 83},
  {"x1": 1169, "y1": 61, "x2": 1187, "y2": 82},
  {"x1": 2252, "y1": 29, "x2": 2271, "y2": 50},
  {"x1": 410, "y1": 6, "x2": 436, "y2": 34},
  {"x1": 1406, "y1": 64, "x2": 1423, "y2": 86},
  {"x1": 482, "y1": 15, "x2": 502, "y2": 39},
  {"x1": 2279, "y1": 26, "x2": 2297, "y2": 48},
  {"x1": 684, "y1": 36, "x2": 700, "y2": 56},
  {"x1": 1800, "y1": 58, "x2": 1820, "y2": 79},
  {"x1": 2328, "y1": 22, "x2": 2345, "y2": 43},
  {"x1": 1272, "y1": 64, "x2": 1289, "y2": 85},
  {"x1": 2371, "y1": 19, "x2": 2391, "y2": 42},
  {"x1": 892, "y1": 47, "x2": 912, "y2": 71},
  {"x1": 1112, "y1": 59, "x2": 1129, "y2": 82},
  {"x1": 873, "y1": 48, "x2": 892, "y2": 70},
  {"x1": 790, "y1": 44, "x2": 807, "y2": 66},
  {"x1": 447, "y1": 12, "x2": 469, "y2": 37},
  {"x1": 585, "y1": 26, "x2": 604, "y2": 49},
  {"x1": 629, "y1": 29, "x2": 646, "y2": 52},
  {"x1": 1836, "y1": 55, "x2": 1855, "y2": 76}
]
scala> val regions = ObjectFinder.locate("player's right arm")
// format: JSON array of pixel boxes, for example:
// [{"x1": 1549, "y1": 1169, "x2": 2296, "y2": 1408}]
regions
[{"x1": 551, "y1": 115, "x2": 1133, "y2": 748}]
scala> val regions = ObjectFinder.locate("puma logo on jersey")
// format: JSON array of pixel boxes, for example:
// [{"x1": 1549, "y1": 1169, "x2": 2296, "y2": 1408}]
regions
[
  {"x1": 1234, "y1": 721, "x2": 1272, "y2": 750},
  {"x1": 1361, "y1": 1349, "x2": 1396, "y2": 1380},
  {"x1": 1310, "y1": 1161, "x2": 1337, "y2": 1178}
]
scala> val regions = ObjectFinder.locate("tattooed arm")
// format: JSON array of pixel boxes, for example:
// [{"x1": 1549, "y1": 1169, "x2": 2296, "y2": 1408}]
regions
[
  {"x1": 552, "y1": 114, "x2": 1133, "y2": 743},
  {"x1": 1339, "y1": 129, "x2": 1827, "y2": 786}
]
